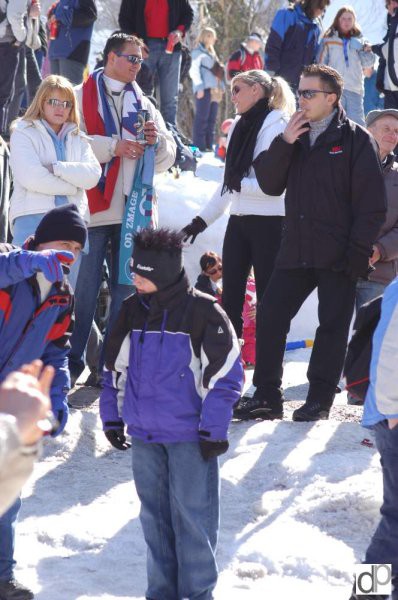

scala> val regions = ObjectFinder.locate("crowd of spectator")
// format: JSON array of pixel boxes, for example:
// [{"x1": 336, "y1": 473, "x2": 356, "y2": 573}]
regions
[{"x1": 0, "y1": 0, "x2": 398, "y2": 599}]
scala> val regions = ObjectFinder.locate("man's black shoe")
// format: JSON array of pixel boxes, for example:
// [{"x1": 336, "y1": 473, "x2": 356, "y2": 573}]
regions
[
  {"x1": 292, "y1": 401, "x2": 331, "y2": 422},
  {"x1": 0, "y1": 579, "x2": 34, "y2": 600},
  {"x1": 233, "y1": 393, "x2": 283, "y2": 420}
]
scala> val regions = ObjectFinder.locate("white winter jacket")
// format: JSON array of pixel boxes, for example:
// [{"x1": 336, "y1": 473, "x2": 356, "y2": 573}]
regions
[
  {"x1": 199, "y1": 109, "x2": 287, "y2": 226},
  {"x1": 74, "y1": 80, "x2": 176, "y2": 227},
  {"x1": 9, "y1": 119, "x2": 102, "y2": 228},
  {"x1": 0, "y1": 0, "x2": 28, "y2": 43},
  {"x1": 318, "y1": 33, "x2": 375, "y2": 95}
]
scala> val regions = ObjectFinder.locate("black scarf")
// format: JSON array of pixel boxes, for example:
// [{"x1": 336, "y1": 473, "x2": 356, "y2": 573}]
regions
[{"x1": 222, "y1": 98, "x2": 271, "y2": 195}]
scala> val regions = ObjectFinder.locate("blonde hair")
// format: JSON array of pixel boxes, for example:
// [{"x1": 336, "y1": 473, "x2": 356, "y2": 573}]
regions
[
  {"x1": 231, "y1": 70, "x2": 296, "y2": 116},
  {"x1": 196, "y1": 27, "x2": 217, "y2": 56},
  {"x1": 23, "y1": 75, "x2": 80, "y2": 127}
]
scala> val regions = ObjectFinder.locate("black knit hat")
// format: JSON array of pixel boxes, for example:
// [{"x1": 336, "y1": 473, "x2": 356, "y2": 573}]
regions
[
  {"x1": 34, "y1": 204, "x2": 87, "y2": 247},
  {"x1": 130, "y1": 228, "x2": 183, "y2": 291}
]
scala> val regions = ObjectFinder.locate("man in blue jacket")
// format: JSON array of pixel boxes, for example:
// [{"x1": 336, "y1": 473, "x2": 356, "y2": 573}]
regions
[
  {"x1": 265, "y1": 0, "x2": 330, "y2": 89},
  {"x1": 0, "y1": 203, "x2": 87, "y2": 600},
  {"x1": 101, "y1": 227, "x2": 243, "y2": 600},
  {"x1": 349, "y1": 277, "x2": 398, "y2": 600}
]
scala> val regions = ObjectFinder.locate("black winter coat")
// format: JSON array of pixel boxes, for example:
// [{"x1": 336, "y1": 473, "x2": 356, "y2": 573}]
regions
[
  {"x1": 372, "y1": 10, "x2": 398, "y2": 92},
  {"x1": 253, "y1": 108, "x2": 386, "y2": 276},
  {"x1": 118, "y1": 0, "x2": 194, "y2": 50}
]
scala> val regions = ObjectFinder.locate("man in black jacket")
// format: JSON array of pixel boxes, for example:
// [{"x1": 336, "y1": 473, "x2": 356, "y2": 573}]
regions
[
  {"x1": 373, "y1": 0, "x2": 398, "y2": 109},
  {"x1": 118, "y1": 0, "x2": 193, "y2": 126},
  {"x1": 235, "y1": 64, "x2": 386, "y2": 422}
]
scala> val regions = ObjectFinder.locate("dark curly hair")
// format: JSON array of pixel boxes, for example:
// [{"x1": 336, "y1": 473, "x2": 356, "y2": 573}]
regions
[{"x1": 133, "y1": 228, "x2": 184, "y2": 252}]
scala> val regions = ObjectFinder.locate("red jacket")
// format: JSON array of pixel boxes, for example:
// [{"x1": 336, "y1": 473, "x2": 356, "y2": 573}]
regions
[{"x1": 227, "y1": 44, "x2": 264, "y2": 80}]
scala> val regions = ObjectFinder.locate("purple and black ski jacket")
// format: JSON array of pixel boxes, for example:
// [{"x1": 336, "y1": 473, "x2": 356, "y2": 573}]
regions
[{"x1": 100, "y1": 273, "x2": 243, "y2": 443}]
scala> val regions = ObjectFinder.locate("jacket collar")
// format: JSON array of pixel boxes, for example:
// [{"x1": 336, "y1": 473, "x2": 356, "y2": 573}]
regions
[
  {"x1": 294, "y1": 3, "x2": 316, "y2": 24},
  {"x1": 383, "y1": 152, "x2": 397, "y2": 172},
  {"x1": 300, "y1": 105, "x2": 348, "y2": 149}
]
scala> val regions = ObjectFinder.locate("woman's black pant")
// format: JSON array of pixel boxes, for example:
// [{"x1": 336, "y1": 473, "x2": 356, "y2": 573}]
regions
[{"x1": 221, "y1": 214, "x2": 283, "y2": 338}]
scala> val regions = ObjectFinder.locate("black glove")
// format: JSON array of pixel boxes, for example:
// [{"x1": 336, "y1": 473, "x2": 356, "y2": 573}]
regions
[
  {"x1": 181, "y1": 216, "x2": 207, "y2": 244},
  {"x1": 345, "y1": 250, "x2": 373, "y2": 281},
  {"x1": 105, "y1": 427, "x2": 131, "y2": 451},
  {"x1": 199, "y1": 439, "x2": 229, "y2": 461}
]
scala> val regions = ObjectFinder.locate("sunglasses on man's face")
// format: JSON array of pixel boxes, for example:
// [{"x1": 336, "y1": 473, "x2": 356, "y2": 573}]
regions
[
  {"x1": 47, "y1": 98, "x2": 73, "y2": 109},
  {"x1": 206, "y1": 265, "x2": 222, "y2": 275},
  {"x1": 296, "y1": 89, "x2": 335, "y2": 100},
  {"x1": 115, "y1": 52, "x2": 143, "y2": 65}
]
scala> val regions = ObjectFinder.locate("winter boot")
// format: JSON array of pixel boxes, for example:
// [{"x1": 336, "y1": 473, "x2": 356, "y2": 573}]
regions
[
  {"x1": 0, "y1": 579, "x2": 34, "y2": 600},
  {"x1": 292, "y1": 400, "x2": 331, "y2": 422},
  {"x1": 233, "y1": 390, "x2": 283, "y2": 420}
]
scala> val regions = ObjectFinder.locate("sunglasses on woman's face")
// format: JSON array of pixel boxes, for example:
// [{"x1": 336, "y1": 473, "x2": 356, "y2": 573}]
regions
[
  {"x1": 206, "y1": 265, "x2": 222, "y2": 275},
  {"x1": 47, "y1": 98, "x2": 73, "y2": 109}
]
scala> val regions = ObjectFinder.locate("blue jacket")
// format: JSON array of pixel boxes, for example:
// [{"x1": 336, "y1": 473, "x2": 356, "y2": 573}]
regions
[
  {"x1": 363, "y1": 277, "x2": 398, "y2": 427},
  {"x1": 49, "y1": 0, "x2": 97, "y2": 66},
  {"x1": 0, "y1": 243, "x2": 74, "y2": 434},
  {"x1": 265, "y1": 4, "x2": 322, "y2": 87},
  {"x1": 100, "y1": 273, "x2": 243, "y2": 443}
]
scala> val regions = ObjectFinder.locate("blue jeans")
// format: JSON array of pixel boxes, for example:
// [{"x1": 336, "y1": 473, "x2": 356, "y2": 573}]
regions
[
  {"x1": 50, "y1": 58, "x2": 85, "y2": 86},
  {"x1": 355, "y1": 279, "x2": 386, "y2": 312},
  {"x1": 69, "y1": 224, "x2": 133, "y2": 378},
  {"x1": 145, "y1": 39, "x2": 181, "y2": 126},
  {"x1": 132, "y1": 439, "x2": 220, "y2": 600},
  {"x1": 364, "y1": 420, "x2": 398, "y2": 597},
  {"x1": 0, "y1": 497, "x2": 21, "y2": 580},
  {"x1": 341, "y1": 89, "x2": 365, "y2": 126},
  {"x1": 193, "y1": 89, "x2": 219, "y2": 151}
]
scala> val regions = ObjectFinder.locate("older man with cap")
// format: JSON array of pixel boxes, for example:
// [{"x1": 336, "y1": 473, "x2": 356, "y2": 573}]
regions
[{"x1": 355, "y1": 109, "x2": 398, "y2": 308}]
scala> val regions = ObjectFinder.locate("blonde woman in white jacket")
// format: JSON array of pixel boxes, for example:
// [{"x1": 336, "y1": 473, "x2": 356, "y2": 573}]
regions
[
  {"x1": 9, "y1": 75, "x2": 101, "y2": 287},
  {"x1": 182, "y1": 70, "x2": 295, "y2": 338}
]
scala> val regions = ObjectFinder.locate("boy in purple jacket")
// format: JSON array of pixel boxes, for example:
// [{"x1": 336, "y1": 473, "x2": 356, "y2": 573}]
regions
[{"x1": 100, "y1": 228, "x2": 243, "y2": 600}]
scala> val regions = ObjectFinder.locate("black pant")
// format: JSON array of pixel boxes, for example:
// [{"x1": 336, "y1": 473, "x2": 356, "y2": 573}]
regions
[
  {"x1": 221, "y1": 215, "x2": 282, "y2": 337},
  {"x1": 384, "y1": 90, "x2": 398, "y2": 109},
  {"x1": 0, "y1": 43, "x2": 22, "y2": 136},
  {"x1": 253, "y1": 268, "x2": 356, "y2": 405}
]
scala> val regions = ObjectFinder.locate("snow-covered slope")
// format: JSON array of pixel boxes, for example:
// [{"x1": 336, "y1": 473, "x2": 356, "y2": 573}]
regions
[{"x1": 15, "y1": 360, "x2": 380, "y2": 600}]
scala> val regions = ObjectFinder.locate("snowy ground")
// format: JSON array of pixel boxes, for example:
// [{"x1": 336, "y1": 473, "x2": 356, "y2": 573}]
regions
[
  {"x1": 15, "y1": 353, "x2": 380, "y2": 600},
  {"x1": 13, "y1": 155, "x2": 383, "y2": 600}
]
